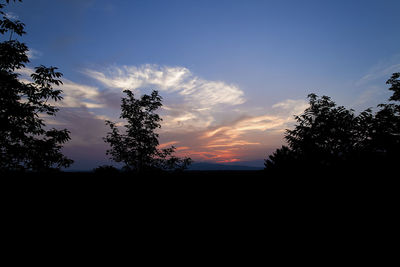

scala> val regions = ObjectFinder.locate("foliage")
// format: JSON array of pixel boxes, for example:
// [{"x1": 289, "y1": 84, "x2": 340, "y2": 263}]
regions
[
  {"x1": 371, "y1": 73, "x2": 400, "y2": 159},
  {"x1": 0, "y1": 1, "x2": 73, "y2": 172},
  {"x1": 104, "y1": 90, "x2": 192, "y2": 173},
  {"x1": 264, "y1": 145, "x2": 299, "y2": 171},
  {"x1": 265, "y1": 73, "x2": 400, "y2": 172},
  {"x1": 387, "y1": 72, "x2": 400, "y2": 102}
]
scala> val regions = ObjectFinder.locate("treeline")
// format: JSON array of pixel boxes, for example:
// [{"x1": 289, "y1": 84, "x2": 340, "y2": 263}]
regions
[{"x1": 265, "y1": 73, "x2": 400, "y2": 174}]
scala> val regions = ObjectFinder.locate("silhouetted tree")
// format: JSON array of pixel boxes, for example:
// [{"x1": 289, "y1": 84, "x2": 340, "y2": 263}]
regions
[
  {"x1": 104, "y1": 90, "x2": 192, "y2": 174},
  {"x1": 264, "y1": 145, "x2": 298, "y2": 172},
  {"x1": 369, "y1": 73, "x2": 400, "y2": 164},
  {"x1": 0, "y1": 0, "x2": 73, "y2": 172},
  {"x1": 286, "y1": 94, "x2": 361, "y2": 169},
  {"x1": 387, "y1": 73, "x2": 400, "y2": 102},
  {"x1": 265, "y1": 73, "x2": 400, "y2": 173}
]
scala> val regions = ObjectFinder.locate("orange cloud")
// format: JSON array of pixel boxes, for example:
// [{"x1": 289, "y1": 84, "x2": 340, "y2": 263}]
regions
[
  {"x1": 158, "y1": 141, "x2": 179, "y2": 149},
  {"x1": 206, "y1": 140, "x2": 260, "y2": 148},
  {"x1": 161, "y1": 109, "x2": 299, "y2": 163},
  {"x1": 216, "y1": 158, "x2": 241, "y2": 163},
  {"x1": 174, "y1": 148, "x2": 240, "y2": 162},
  {"x1": 176, "y1": 146, "x2": 190, "y2": 151}
]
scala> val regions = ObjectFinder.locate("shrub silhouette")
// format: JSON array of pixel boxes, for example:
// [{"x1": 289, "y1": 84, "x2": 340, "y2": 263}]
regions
[
  {"x1": 0, "y1": 0, "x2": 73, "y2": 172},
  {"x1": 265, "y1": 73, "x2": 400, "y2": 173},
  {"x1": 104, "y1": 90, "x2": 192, "y2": 174}
]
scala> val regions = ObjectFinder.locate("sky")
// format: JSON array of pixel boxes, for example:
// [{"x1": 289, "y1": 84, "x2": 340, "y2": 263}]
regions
[{"x1": 5, "y1": 0, "x2": 400, "y2": 170}]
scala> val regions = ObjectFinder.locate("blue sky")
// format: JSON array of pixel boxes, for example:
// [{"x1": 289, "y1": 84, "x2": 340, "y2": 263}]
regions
[{"x1": 6, "y1": 0, "x2": 400, "y2": 169}]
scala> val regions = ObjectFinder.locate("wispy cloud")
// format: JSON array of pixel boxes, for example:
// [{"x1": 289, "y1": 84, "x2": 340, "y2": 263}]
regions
[
  {"x1": 356, "y1": 63, "x2": 400, "y2": 86},
  {"x1": 84, "y1": 64, "x2": 245, "y2": 107},
  {"x1": 4, "y1": 12, "x2": 18, "y2": 20},
  {"x1": 59, "y1": 79, "x2": 104, "y2": 109},
  {"x1": 158, "y1": 141, "x2": 179, "y2": 149},
  {"x1": 16, "y1": 67, "x2": 104, "y2": 109},
  {"x1": 26, "y1": 48, "x2": 43, "y2": 60},
  {"x1": 194, "y1": 99, "x2": 307, "y2": 162},
  {"x1": 84, "y1": 64, "x2": 247, "y2": 137},
  {"x1": 16, "y1": 64, "x2": 309, "y2": 165},
  {"x1": 352, "y1": 54, "x2": 400, "y2": 109},
  {"x1": 356, "y1": 55, "x2": 400, "y2": 87},
  {"x1": 272, "y1": 99, "x2": 309, "y2": 116},
  {"x1": 15, "y1": 67, "x2": 111, "y2": 160}
]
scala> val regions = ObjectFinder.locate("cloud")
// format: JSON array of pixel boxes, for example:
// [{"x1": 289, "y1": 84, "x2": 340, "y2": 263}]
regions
[
  {"x1": 84, "y1": 64, "x2": 245, "y2": 107},
  {"x1": 272, "y1": 99, "x2": 309, "y2": 116},
  {"x1": 183, "y1": 98, "x2": 307, "y2": 162},
  {"x1": 26, "y1": 48, "x2": 42, "y2": 60},
  {"x1": 351, "y1": 87, "x2": 382, "y2": 109},
  {"x1": 356, "y1": 63, "x2": 400, "y2": 86},
  {"x1": 158, "y1": 141, "x2": 179, "y2": 149},
  {"x1": 56, "y1": 107, "x2": 108, "y2": 146},
  {"x1": 83, "y1": 64, "x2": 247, "y2": 136},
  {"x1": 81, "y1": 64, "x2": 310, "y2": 163},
  {"x1": 158, "y1": 99, "x2": 306, "y2": 163},
  {"x1": 16, "y1": 67, "x2": 105, "y2": 109},
  {"x1": 15, "y1": 67, "x2": 33, "y2": 77},
  {"x1": 4, "y1": 12, "x2": 18, "y2": 20},
  {"x1": 15, "y1": 67, "x2": 111, "y2": 146},
  {"x1": 351, "y1": 54, "x2": 400, "y2": 109},
  {"x1": 15, "y1": 64, "x2": 309, "y2": 166},
  {"x1": 356, "y1": 55, "x2": 400, "y2": 87},
  {"x1": 59, "y1": 79, "x2": 104, "y2": 109}
]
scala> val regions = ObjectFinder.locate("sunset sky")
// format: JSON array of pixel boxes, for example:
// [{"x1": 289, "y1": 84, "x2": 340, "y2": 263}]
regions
[{"x1": 7, "y1": 0, "x2": 400, "y2": 169}]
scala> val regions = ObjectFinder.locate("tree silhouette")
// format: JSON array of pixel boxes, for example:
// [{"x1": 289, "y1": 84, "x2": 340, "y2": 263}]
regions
[
  {"x1": 266, "y1": 94, "x2": 362, "y2": 171},
  {"x1": 264, "y1": 145, "x2": 299, "y2": 171},
  {"x1": 387, "y1": 73, "x2": 400, "y2": 102},
  {"x1": 104, "y1": 90, "x2": 192, "y2": 174},
  {"x1": 369, "y1": 73, "x2": 400, "y2": 165},
  {"x1": 265, "y1": 73, "x2": 400, "y2": 173},
  {"x1": 0, "y1": 0, "x2": 73, "y2": 172}
]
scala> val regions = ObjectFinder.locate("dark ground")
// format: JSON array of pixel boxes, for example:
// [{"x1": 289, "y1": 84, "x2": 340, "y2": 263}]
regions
[
  {"x1": 2, "y1": 169, "x2": 395, "y2": 195},
  {"x1": 2, "y1": 169, "x2": 396, "y2": 230},
  {"x1": 2, "y1": 169, "x2": 395, "y2": 265}
]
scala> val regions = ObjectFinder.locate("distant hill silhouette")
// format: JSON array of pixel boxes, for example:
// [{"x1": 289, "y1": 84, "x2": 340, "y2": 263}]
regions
[{"x1": 188, "y1": 162, "x2": 263, "y2": 171}]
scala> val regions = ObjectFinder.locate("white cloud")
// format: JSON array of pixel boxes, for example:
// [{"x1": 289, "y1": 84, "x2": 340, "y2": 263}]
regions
[
  {"x1": 16, "y1": 67, "x2": 104, "y2": 109},
  {"x1": 272, "y1": 99, "x2": 309, "y2": 116},
  {"x1": 356, "y1": 63, "x2": 400, "y2": 86},
  {"x1": 160, "y1": 104, "x2": 215, "y2": 132},
  {"x1": 84, "y1": 64, "x2": 245, "y2": 107},
  {"x1": 351, "y1": 55, "x2": 400, "y2": 109},
  {"x1": 83, "y1": 64, "x2": 247, "y2": 135},
  {"x1": 59, "y1": 79, "x2": 103, "y2": 108},
  {"x1": 15, "y1": 67, "x2": 33, "y2": 77},
  {"x1": 26, "y1": 48, "x2": 42, "y2": 60},
  {"x1": 356, "y1": 55, "x2": 400, "y2": 87},
  {"x1": 4, "y1": 12, "x2": 18, "y2": 20}
]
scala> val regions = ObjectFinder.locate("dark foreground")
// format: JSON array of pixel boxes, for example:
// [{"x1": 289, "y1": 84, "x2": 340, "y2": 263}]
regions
[
  {"x1": 1, "y1": 167, "x2": 395, "y2": 179},
  {"x1": 56, "y1": 170, "x2": 266, "y2": 178},
  {"x1": 2, "y1": 168, "x2": 395, "y2": 192},
  {"x1": 2, "y1": 169, "x2": 396, "y2": 223}
]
